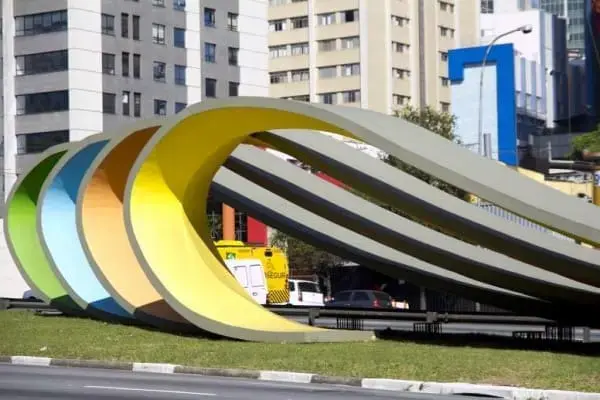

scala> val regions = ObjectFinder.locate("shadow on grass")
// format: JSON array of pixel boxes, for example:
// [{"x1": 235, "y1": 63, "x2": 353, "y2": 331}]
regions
[{"x1": 376, "y1": 328, "x2": 600, "y2": 356}]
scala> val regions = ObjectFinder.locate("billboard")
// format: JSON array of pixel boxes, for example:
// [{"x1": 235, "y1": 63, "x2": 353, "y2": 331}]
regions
[{"x1": 586, "y1": 0, "x2": 600, "y2": 119}]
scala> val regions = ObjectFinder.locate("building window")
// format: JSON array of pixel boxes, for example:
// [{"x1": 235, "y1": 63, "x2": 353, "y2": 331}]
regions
[
  {"x1": 318, "y1": 39, "x2": 336, "y2": 52},
  {"x1": 103, "y1": 92, "x2": 116, "y2": 114},
  {"x1": 229, "y1": 81, "x2": 239, "y2": 97},
  {"x1": 440, "y1": 102, "x2": 450, "y2": 112},
  {"x1": 291, "y1": 42, "x2": 309, "y2": 55},
  {"x1": 439, "y1": 51, "x2": 448, "y2": 61},
  {"x1": 439, "y1": 26, "x2": 455, "y2": 38},
  {"x1": 133, "y1": 54, "x2": 141, "y2": 78},
  {"x1": 16, "y1": 130, "x2": 69, "y2": 155},
  {"x1": 174, "y1": 0, "x2": 186, "y2": 11},
  {"x1": 228, "y1": 13, "x2": 238, "y2": 31},
  {"x1": 291, "y1": 69, "x2": 309, "y2": 81},
  {"x1": 132, "y1": 15, "x2": 140, "y2": 40},
  {"x1": 439, "y1": 1, "x2": 454, "y2": 12},
  {"x1": 286, "y1": 95, "x2": 310, "y2": 102},
  {"x1": 101, "y1": 13, "x2": 115, "y2": 35},
  {"x1": 102, "y1": 53, "x2": 115, "y2": 75},
  {"x1": 134, "y1": 92, "x2": 141, "y2": 117},
  {"x1": 228, "y1": 47, "x2": 239, "y2": 66},
  {"x1": 318, "y1": 66, "x2": 337, "y2": 79},
  {"x1": 270, "y1": 72, "x2": 288, "y2": 84},
  {"x1": 174, "y1": 64, "x2": 186, "y2": 85},
  {"x1": 16, "y1": 50, "x2": 68, "y2": 76},
  {"x1": 392, "y1": 41, "x2": 410, "y2": 52},
  {"x1": 15, "y1": 10, "x2": 68, "y2": 37},
  {"x1": 122, "y1": 91, "x2": 130, "y2": 116},
  {"x1": 121, "y1": 13, "x2": 129, "y2": 38},
  {"x1": 205, "y1": 78, "x2": 217, "y2": 97},
  {"x1": 152, "y1": 23, "x2": 165, "y2": 44},
  {"x1": 318, "y1": 92, "x2": 336, "y2": 105},
  {"x1": 152, "y1": 0, "x2": 166, "y2": 6},
  {"x1": 269, "y1": 19, "x2": 286, "y2": 31},
  {"x1": 269, "y1": 45, "x2": 288, "y2": 58},
  {"x1": 154, "y1": 99, "x2": 167, "y2": 116},
  {"x1": 481, "y1": 0, "x2": 494, "y2": 13},
  {"x1": 392, "y1": 68, "x2": 410, "y2": 79},
  {"x1": 174, "y1": 27, "x2": 185, "y2": 48},
  {"x1": 204, "y1": 43, "x2": 216, "y2": 63},
  {"x1": 341, "y1": 36, "x2": 360, "y2": 49},
  {"x1": 440, "y1": 76, "x2": 449, "y2": 86},
  {"x1": 342, "y1": 90, "x2": 360, "y2": 103},
  {"x1": 16, "y1": 91, "x2": 69, "y2": 115},
  {"x1": 153, "y1": 61, "x2": 166, "y2": 82},
  {"x1": 122, "y1": 52, "x2": 130, "y2": 77},
  {"x1": 291, "y1": 16, "x2": 308, "y2": 29},
  {"x1": 175, "y1": 102, "x2": 187, "y2": 113},
  {"x1": 204, "y1": 8, "x2": 216, "y2": 27},
  {"x1": 391, "y1": 15, "x2": 409, "y2": 26},
  {"x1": 393, "y1": 94, "x2": 411, "y2": 105},
  {"x1": 341, "y1": 10, "x2": 359, "y2": 23},
  {"x1": 341, "y1": 63, "x2": 360, "y2": 77},
  {"x1": 317, "y1": 13, "x2": 335, "y2": 25}
]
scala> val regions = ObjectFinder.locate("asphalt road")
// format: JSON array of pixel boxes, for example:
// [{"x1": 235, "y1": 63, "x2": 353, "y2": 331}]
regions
[
  {"x1": 0, "y1": 364, "x2": 481, "y2": 400},
  {"x1": 288, "y1": 317, "x2": 600, "y2": 342}
]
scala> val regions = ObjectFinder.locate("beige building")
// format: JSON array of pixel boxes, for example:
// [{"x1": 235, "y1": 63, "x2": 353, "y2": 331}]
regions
[{"x1": 267, "y1": 0, "x2": 480, "y2": 115}]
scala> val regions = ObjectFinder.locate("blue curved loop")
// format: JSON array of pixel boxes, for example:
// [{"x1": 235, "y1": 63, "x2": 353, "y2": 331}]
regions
[{"x1": 39, "y1": 140, "x2": 132, "y2": 318}]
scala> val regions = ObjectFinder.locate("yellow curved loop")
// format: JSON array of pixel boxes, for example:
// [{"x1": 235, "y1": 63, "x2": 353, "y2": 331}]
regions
[{"x1": 124, "y1": 104, "x2": 375, "y2": 342}]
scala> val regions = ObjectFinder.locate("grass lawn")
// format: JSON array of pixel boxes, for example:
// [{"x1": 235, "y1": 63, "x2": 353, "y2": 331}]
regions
[{"x1": 1, "y1": 310, "x2": 600, "y2": 393}]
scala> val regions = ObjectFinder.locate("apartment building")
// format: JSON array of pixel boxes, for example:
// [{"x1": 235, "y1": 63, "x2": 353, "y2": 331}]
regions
[
  {"x1": 267, "y1": 0, "x2": 480, "y2": 116},
  {"x1": 1, "y1": 0, "x2": 269, "y2": 201}
]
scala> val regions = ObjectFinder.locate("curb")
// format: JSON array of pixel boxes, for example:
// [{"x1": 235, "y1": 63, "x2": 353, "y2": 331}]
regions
[{"x1": 1, "y1": 355, "x2": 599, "y2": 400}]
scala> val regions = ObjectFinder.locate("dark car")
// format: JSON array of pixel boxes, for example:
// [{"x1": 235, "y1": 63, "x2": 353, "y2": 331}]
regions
[{"x1": 324, "y1": 290, "x2": 394, "y2": 309}]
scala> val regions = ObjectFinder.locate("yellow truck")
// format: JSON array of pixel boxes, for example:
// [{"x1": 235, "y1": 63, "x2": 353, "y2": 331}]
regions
[{"x1": 214, "y1": 240, "x2": 290, "y2": 304}]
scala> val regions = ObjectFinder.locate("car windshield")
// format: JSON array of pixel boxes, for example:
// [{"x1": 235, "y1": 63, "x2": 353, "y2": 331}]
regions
[
  {"x1": 373, "y1": 291, "x2": 392, "y2": 302},
  {"x1": 298, "y1": 282, "x2": 319, "y2": 293}
]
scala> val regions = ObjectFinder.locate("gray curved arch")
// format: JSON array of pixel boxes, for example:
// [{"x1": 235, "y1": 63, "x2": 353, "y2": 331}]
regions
[
  {"x1": 253, "y1": 130, "x2": 600, "y2": 288},
  {"x1": 210, "y1": 167, "x2": 595, "y2": 326},
  {"x1": 224, "y1": 144, "x2": 600, "y2": 306}
]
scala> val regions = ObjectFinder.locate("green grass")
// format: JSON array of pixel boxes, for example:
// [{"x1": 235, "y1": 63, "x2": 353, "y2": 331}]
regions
[{"x1": 1, "y1": 310, "x2": 600, "y2": 392}]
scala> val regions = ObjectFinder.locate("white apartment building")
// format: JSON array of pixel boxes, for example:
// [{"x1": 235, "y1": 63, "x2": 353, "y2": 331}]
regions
[{"x1": 267, "y1": 0, "x2": 480, "y2": 115}]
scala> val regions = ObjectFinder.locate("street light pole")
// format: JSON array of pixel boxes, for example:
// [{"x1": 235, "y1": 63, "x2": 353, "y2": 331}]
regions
[{"x1": 477, "y1": 24, "x2": 533, "y2": 156}]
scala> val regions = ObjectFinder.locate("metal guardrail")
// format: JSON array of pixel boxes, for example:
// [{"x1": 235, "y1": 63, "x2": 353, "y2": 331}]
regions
[
  {"x1": 0, "y1": 298, "x2": 561, "y2": 327},
  {"x1": 265, "y1": 305, "x2": 554, "y2": 326}
]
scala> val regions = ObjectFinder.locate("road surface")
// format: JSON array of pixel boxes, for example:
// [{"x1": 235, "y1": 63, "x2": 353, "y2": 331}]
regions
[{"x1": 0, "y1": 364, "x2": 481, "y2": 400}]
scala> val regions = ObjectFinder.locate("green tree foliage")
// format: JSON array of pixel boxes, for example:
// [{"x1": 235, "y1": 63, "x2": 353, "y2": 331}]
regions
[
  {"x1": 268, "y1": 104, "x2": 473, "y2": 272},
  {"x1": 384, "y1": 105, "x2": 467, "y2": 200},
  {"x1": 270, "y1": 229, "x2": 345, "y2": 276},
  {"x1": 569, "y1": 124, "x2": 600, "y2": 160}
]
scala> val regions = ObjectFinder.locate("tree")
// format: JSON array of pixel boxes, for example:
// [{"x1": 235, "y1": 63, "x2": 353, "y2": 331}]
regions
[
  {"x1": 384, "y1": 105, "x2": 467, "y2": 200},
  {"x1": 269, "y1": 229, "x2": 345, "y2": 277},
  {"x1": 569, "y1": 124, "x2": 600, "y2": 160},
  {"x1": 268, "y1": 104, "x2": 473, "y2": 274}
]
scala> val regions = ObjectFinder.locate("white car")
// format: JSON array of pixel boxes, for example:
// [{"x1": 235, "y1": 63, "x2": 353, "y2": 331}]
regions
[{"x1": 288, "y1": 279, "x2": 324, "y2": 307}]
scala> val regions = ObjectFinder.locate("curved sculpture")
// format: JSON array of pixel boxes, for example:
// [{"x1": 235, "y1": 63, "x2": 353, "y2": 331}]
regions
[
  {"x1": 77, "y1": 121, "x2": 195, "y2": 332},
  {"x1": 4, "y1": 144, "x2": 82, "y2": 314},
  {"x1": 6, "y1": 96, "x2": 600, "y2": 342},
  {"x1": 37, "y1": 135, "x2": 132, "y2": 321}
]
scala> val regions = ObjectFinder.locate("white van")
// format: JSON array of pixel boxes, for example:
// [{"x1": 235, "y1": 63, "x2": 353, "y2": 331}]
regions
[
  {"x1": 224, "y1": 259, "x2": 268, "y2": 305},
  {"x1": 288, "y1": 279, "x2": 324, "y2": 307}
]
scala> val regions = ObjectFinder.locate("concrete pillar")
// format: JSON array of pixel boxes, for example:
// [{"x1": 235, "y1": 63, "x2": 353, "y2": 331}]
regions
[{"x1": 222, "y1": 204, "x2": 235, "y2": 240}]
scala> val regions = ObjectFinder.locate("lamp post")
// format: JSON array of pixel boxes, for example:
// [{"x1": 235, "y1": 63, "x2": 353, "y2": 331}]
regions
[{"x1": 477, "y1": 24, "x2": 533, "y2": 157}]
